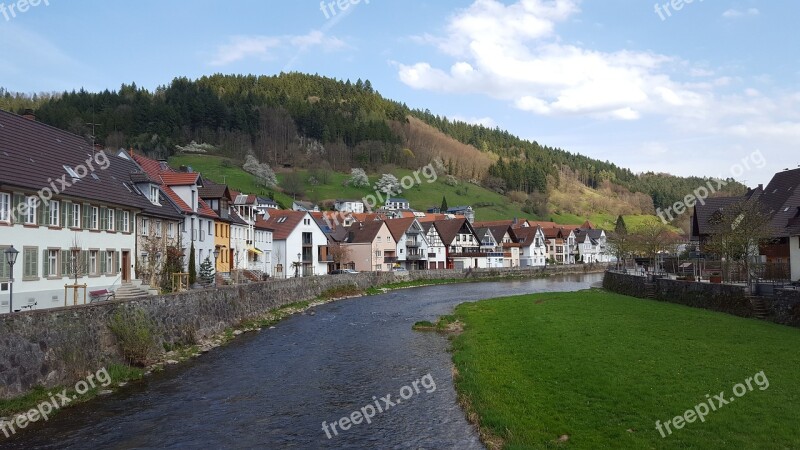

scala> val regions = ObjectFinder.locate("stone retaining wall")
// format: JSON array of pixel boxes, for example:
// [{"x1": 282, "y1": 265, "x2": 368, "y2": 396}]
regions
[
  {"x1": 603, "y1": 271, "x2": 800, "y2": 327},
  {"x1": 0, "y1": 265, "x2": 606, "y2": 399}
]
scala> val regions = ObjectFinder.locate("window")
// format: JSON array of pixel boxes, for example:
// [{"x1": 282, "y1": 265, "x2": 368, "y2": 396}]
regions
[
  {"x1": 48, "y1": 250, "x2": 59, "y2": 277},
  {"x1": 91, "y1": 207, "x2": 99, "y2": 230},
  {"x1": 149, "y1": 186, "x2": 160, "y2": 205},
  {"x1": 71, "y1": 203, "x2": 81, "y2": 228},
  {"x1": 23, "y1": 247, "x2": 38, "y2": 279},
  {"x1": 0, "y1": 193, "x2": 9, "y2": 222},
  {"x1": 122, "y1": 211, "x2": 130, "y2": 232},
  {"x1": 167, "y1": 222, "x2": 175, "y2": 238},
  {"x1": 107, "y1": 209, "x2": 115, "y2": 231},
  {"x1": 155, "y1": 220, "x2": 162, "y2": 237},
  {"x1": 48, "y1": 201, "x2": 60, "y2": 227},
  {"x1": 141, "y1": 217, "x2": 149, "y2": 236},
  {"x1": 106, "y1": 251, "x2": 114, "y2": 275},
  {"x1": 0, "y1": 246, "x2": 9, "y2": 280},
  {"x1": 89, "y1": 251, "x2": 98, "y2": 275},
  {"x1": 208, "y1": 221, "x2": 212, "y2": 236},
  {"x1": 25, "y1": 196, "x2": 37, "y2": 224}
]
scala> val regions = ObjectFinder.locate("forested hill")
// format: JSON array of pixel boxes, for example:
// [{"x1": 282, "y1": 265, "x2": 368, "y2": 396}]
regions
[{"x1": 0, "y1": 73, "x2": 746, "y2": 214}]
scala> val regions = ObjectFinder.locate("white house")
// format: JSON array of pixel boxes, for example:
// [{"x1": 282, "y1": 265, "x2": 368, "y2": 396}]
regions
[
  {"x1": 335, "y1": 199, "x2": 365, "y2": 214},
  {"x1": 385, "y1": 217, "x2": 430, "y2": 270},
  {"x1": 0, "y1": 111, "x2": 165, "y2": 312},
  {"x1": 515, "y1": 226, "x2": 548, "y2": 267},
  {"x1": 384, "y1": 198, "x2": 410, "y2": 211},
  {"x1": 574, "y1": 228, "x2": 610, "y2": 263},
  {"x1": 253, "y1": 215, "x2": 274, "y2": 275},
  {"x1": 261, "y1": 210, "x2": 328, "y2": 278},
  {"x1": 420, "y1": 222, "x2": 447, "y2": 269},
  {"x1": 131, "y1": 153, "x2": 218, "y2": 272}
]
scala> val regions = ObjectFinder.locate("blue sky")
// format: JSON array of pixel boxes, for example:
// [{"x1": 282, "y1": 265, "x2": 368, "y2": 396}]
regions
[{"x1": 1, "y1": 0, "x2": 797, "y2": 186}]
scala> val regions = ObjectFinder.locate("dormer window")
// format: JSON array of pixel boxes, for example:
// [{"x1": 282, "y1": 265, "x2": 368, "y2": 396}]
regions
[{"x1": 149, "y1": 186, "x2": 160, "y2": 205}]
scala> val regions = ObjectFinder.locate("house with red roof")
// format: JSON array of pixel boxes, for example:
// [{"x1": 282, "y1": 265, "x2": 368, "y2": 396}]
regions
[
  {"x1": 260, "y1": 210, "x2": 328, "y2": 278},
  {"x1": 129, "y1": 152, "x2": 219, "y2": 273}
]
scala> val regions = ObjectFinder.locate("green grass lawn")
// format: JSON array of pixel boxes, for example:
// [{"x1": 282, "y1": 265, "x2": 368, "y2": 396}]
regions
[{"x1": 448, "y1": 290, "x2": 800, "y2": 449}]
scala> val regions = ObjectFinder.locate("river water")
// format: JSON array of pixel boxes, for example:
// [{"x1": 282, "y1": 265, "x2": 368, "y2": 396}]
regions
[{"x1": 2, "y1": 273, "x2": 603, "y2": 449}]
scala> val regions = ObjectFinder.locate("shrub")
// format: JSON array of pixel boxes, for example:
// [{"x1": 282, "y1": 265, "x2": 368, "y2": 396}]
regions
[{"x1": 108, "y1": 308, "x2": 159, "y2": 366}]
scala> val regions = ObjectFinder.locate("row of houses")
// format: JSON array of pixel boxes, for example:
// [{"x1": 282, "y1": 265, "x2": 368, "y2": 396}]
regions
[
  {"x1": 0, "y1": 109, "x2": 610, "y2": 313},
  {"x1": 692, "y1": 167, "x2": 800, "y2": 281}
]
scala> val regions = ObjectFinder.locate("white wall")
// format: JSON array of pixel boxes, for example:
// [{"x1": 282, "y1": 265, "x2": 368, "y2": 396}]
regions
[{"x1": 1, "y1": 224, "x2": 135, "y2": 313}]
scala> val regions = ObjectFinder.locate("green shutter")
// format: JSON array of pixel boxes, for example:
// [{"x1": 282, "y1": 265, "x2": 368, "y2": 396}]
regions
[
  {"x1": 61, "y1": 250, "x2": 69, "y2": 278},
  {"x1": 42, "y1": 249, "x2": 49, "y2": 277},
  {"x1": 116, "y1": 210, "x2": 123, "y2": 231},
  {"x1": 0, "y1": 246, "x2": 8, "y2": 279},
  {"x1": 82, "y1": 204, "x2": 90, "y2": 229},
  {"x1": 38, "y1": 200, "x2": 47, "y2": 226},
  {"x1": 100, "y1": 207, "x2": 107, "y2": 230},
  {"x1": 115, "y1": 251, "x2": 120, "y2": 274},
  {"x1": 81, "y1": 250, "x2": 88, "y2": 276},
  {"x1": 100, "y1": 251, "x2": 106, "y2": 274},
  {"x1": 66, "y1": 203, "x2": 74, "y2": 228}
]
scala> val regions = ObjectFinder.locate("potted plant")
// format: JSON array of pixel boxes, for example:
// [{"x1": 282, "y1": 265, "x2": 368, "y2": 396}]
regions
[{"x1": 710, "y1": 272, "x2": 723, "y2": 283}]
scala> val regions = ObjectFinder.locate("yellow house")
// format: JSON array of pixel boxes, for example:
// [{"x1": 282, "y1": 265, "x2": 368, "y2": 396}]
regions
[{"x1": 198, "y1": 180, "x2": 234, "y2": 274}]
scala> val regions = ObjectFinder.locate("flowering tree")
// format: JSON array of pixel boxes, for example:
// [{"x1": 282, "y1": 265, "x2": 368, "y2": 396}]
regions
[
  {"x1": 375, "y1": 174, "x2": 401, "y2": 196},
  {"x1": 348, "y1": 168, "x2": 369, "y2": 187},
  {"x1": 243, "y1": 154, "x2": 278, "y2": 188}
]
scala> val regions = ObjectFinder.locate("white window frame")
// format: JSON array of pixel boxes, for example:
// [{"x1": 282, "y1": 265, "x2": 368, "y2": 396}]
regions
[
  {"x1": 48, "y1": 249, "x2": 59, "y2": 277},
  {"x1": 71, "y1": 203, "x2": 81, "y2": 228},
  {"x1": 122, "y1": 211, "x2": 130, "y2": 232},
  {"x1": 49, "y1": 200, "x2": 60, "y2": 227},
  {"x1": 0, "y1": 193, "x2": 9, "y2": 223},
  {"x1": 91, "y1": 207, "x2": 99, "y2": 230},
  {"x1": 105, "y1": 251, "x2": 114, "y2": 275},
  {"x1": 155, "y1": 220, "x2": 162, "y2": 238},
  {"x1": 141, "y1": 217, "x2": 149, "y2": 236},
  {"x1": 107, "y1": 209, "x2": 115, "y2": 231},
  {"x1": 167, "y1": 222, "x2": 175, "y2": 238},
  {"x1": 89, "y1": 251, "x2": 98, "y2": 275},
  {"x1": 149, "y1": 186, "x2": 160, "y2": 205},
  {"x1": 25, "y1": 196, "x2": 37, "y2": 224}
]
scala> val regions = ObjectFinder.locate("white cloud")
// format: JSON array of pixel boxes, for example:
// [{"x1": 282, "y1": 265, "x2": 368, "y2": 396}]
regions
[
  {"x1": 397, "y1": 0, "x2": 708, "y2": 120},
  {"x1": 722, "y1": 8, "x2": 759, "y2": 19},
  {"x1": 452, "y1": 115, "x2": 497, "y2": 127},
  {"x1": 210, "y1": 31, "x2": 346, "y2": 66}
]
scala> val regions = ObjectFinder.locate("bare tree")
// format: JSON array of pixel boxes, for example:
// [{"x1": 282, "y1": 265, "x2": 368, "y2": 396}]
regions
[{"x1": 327, "y1": 243, "x2": 352, "y2": 270}]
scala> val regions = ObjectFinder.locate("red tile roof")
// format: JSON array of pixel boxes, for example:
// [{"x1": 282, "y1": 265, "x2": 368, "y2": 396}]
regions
[
  {"x1": 384, "y1": 217, "x2": 416, "y2": 241},
  {"x1": 198, "y1": 198, "x2": 219, "y2": 219},
  {"x1": 162, "y1": 186, "x2": 192, "y2": 213},
  {"x1": 160, "y1": 172, "x2": 200, "y2": 186},
  {"x1": 261, "y1": 210, "x2": 308, "y2": 240}
]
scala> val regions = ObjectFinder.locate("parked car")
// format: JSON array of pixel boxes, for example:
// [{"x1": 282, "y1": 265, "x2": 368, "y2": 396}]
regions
[
  {"x1": 343, "y1": 269, "x2": 359, "y2": 274},
  {"x1": 331, "y1": 269, "x2": 360, "y2": 275},
  {"x1": 392, "y1": 267, "x2": 408, "y2": 272}
]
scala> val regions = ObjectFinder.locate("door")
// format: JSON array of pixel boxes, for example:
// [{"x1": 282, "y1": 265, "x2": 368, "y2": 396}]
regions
[{"x1": 122, "y1": 251, "x2": 130, "y2": 282}]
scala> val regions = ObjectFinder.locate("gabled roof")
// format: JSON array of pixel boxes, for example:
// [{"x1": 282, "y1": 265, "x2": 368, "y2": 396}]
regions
[
  {"x1": 514, "y1": 226, "x2": 544, "y2": 246},
  {"x1": 432, "y1": 218, "x2": 475, "y2": 245},
  {"x1": 229, "y1": 208, "x2": 249, "y2": 226},
  {"x1": 384, "y1": 217, "x2": 417, "y2": 241},
  {"x1": 198, "y1": 198, "x2": 218, "y2": 219},
  {"x1": 160, "y1": 172, "x2": 201, "y2": 186},
  {"x1": 692, "y1": 197, "x2": 744, "y2": 236},
  {"x1": 345, "y1": 220, "x2": 390, "y2": 244},
  {"x1": 198, "y1": 179, "x2": 231, "y2": 200},
  {"x1": 260, "y1": 209, "x2": 309, "y2": 240},
  {"x1": 0, "y1": 111, "x2": 170, "y2": 212},
  {"x1": 253, "y1": 213, "x2": 274, "y2": 231}
]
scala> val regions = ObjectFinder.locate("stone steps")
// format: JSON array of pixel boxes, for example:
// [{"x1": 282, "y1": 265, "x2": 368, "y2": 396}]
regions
[
  {"x1": 114, "y1": 283, "x2": 150, "y2": 301},
  {"x1": 748, "y1": 296, "x2": 768, "y2": 319}
]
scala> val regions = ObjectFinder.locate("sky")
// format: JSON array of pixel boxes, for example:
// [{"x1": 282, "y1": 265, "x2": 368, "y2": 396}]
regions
[{"x1": 1, "y1": 0, "x2": 797, "y2": 187}]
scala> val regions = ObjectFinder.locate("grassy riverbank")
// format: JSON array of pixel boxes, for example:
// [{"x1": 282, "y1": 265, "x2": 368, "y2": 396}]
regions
[{"x1": 448, "y1": 289, "x2": 800, "y2": 449}]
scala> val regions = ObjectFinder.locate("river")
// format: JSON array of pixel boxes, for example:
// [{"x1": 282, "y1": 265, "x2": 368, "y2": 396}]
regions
[{"x1": 2, "y1": 273, "x2": 603, "y2": 449}]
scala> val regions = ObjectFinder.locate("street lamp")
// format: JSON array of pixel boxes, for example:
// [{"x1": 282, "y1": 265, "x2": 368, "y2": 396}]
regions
[
  {"x1": 295, "y1": 252, "x2": 301, "y2": 278},
  {"x1": 213, "y1": 247, "x2": 220, "y2": 287},
  {"x1": 5, "y1": 246, "x2": 19, "y2": 314}
]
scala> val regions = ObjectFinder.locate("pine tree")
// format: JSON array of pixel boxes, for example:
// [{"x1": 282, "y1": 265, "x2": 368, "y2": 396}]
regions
[
  {"x1": 199, "y1": 256, "x2": 215, "y2": 286},
  {"x1": 440, "y1": 196, "x2": 448, "y2": 212},
  {"x1": 188, "y1": 243, "x2": 197, "y2": 285}
]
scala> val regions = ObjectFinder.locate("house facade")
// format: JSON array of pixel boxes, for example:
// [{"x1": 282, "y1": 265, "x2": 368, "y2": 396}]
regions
[
  {"x1": 262, "y1": 210, "x2": 328, "y2": 277},
  {"x1": 515, "y1": 226, "x2": 548, "y2": 267},
  {"x1": 343, "y1": 221, "x2": 397, "y2": 272},
  {"x1": 335, "y1": 199, "x2": 365, "y2": 214},
  {"x1": 385, "y1": 218, "x2": 429, "y2": 270}
]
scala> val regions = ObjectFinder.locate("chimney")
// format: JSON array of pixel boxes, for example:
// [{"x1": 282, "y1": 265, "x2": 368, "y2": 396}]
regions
[
  {"x1": 22, "y1": 109, "x2": 36, "y2": 121},
  {"x1": 758, "y1": 184, "x2": 764, "y2": 191}
]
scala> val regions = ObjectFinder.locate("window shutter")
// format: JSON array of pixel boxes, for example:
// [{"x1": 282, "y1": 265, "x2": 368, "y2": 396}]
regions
[
  {"x1": 116, "y1": 251, "x2": 120, "y2": 274},
  {"x1": 38, "y1": 200, "x2": 48, "y2": 226},
  {"x1": 129, "y1": 213, "x2": 134, "y2": 234},
  {"x1": 99, "y1": 207, "x2": 107, "y2": 230},
  {"x1": 13, "y1": 194, "x2": 24, "y2": 223},
  {"x1": 0, "y1": 246, "x2": 8, "y2": 279},
  {"x1": 81, "y1": 250, "x2": 88, "y2": 276},
  {"x1": 116, "y1": 210, "x2": 123, "y2": 232},
  {"x1": 42, "y1": 249, "x2": 49, "y2": 277},
  {"x1": 100, "y1": 251, "x2": 106, "y2": 274},
  {"x1": 83, "y1": 204, "x2": 90, "y2": 229},
  {"x1": 61, "y1": 203, "x2": 67, "y2": 227},
  {"x1": 66, "y1": 203, "x2": 73, "y2": 228},
  {"x1": 61, "y1": 250, "x2": 70, "y2": 278}
]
